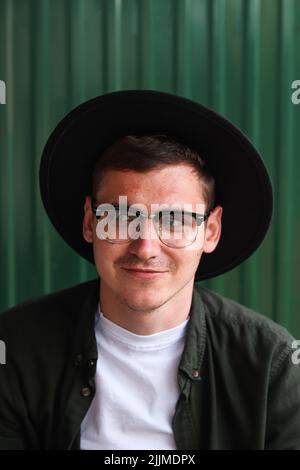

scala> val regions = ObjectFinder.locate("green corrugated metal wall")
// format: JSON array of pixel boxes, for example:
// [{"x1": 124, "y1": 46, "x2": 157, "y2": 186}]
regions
[{"x1": 0, "y1": 0, "x2": 299, "y2": 336}]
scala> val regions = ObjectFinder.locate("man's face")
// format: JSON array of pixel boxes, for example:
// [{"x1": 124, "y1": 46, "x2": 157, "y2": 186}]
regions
[{"x1": 83, "y1": 165, "x2": 222, "y2": 313}]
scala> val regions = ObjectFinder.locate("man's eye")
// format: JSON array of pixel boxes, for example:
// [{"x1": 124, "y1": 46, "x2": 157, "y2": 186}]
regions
[
  {"x1": 160, "y1": 212, "x2": 183, "y2": 225},
  {"x1": 96, "y1": 210, "x2": 110, "y2": 219},
  {"x1": 170, "y1": 217, "x2": 182, "y2": 226},
  {"x1": 116, "y1": 213, "x2": 136, "y2": 223},
  {"x1": 159, "y1": 211, "x2": 196, "y2": 228}
]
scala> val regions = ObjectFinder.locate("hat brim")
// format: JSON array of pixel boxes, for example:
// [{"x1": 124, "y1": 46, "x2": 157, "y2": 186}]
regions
[{"x1": 39, "y1": 90, "x2": 273, "y2": 281}]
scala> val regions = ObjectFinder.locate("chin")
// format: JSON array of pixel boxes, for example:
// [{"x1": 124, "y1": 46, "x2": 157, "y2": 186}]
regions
[{"x1": 122, "y1": 293, "x2": 166, "y2": 312}]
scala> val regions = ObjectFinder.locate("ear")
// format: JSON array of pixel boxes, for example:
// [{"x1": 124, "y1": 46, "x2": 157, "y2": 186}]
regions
[
  {"x1": 202, "y1": 206, "x2": 223, "y2": 254},
  {"x1": 82, "y1": 195, "x2": 94, "y2": 243}
]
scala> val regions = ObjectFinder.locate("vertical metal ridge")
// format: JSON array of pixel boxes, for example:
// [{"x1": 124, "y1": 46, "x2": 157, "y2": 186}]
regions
[
  {"x1": 41, "y1": 0, "x2": 51, "y2": 294},
  {"x1": 78, "y1": 0, "x2": 87, "y2": 102},
  {"x1": 69, "y1": 0, "x2": 87, "y2": 104},
  {"x1": 106, "y1": 0, "x2": 123, "y2": 90},
  {"x1": 207, "y1": 0, "x2": 226, "y2": 296},
  {"x1": 239, "y1": 0, "x2": 262, "y2": 310},
  {"x1": 271, "y1": 0, "x2": 282, "y2": 326},
  {"x1": 206, "y1": 0, "x2": 214, "y2": 106},
  {"x1": 138, "y1": 0, "x2": 156, "y2": 89},
  {"x1": 30, "y1": 0, "x2": 51, "y2": 294},
  {"x1": 211, "y1": 0, "x2": 226, "y2": 114},
  {"x1": 101, "y1": 0, "x2": 109, "y2": 92},
  {"x1": 5, "y1": 0, "x2": 16, "y2": 306},
  {"x1": 275, "y1": 0, "x2": 295, "y2": 331},
  {"x1": 69, "y1": 0, "x2": 89, "y2": 282},
  {"x1": 78, "y1": 0, "x2": 89, "y2": 282},
  {"x1": 175, "y1": 0, "x2": 193, "y2": 97}
]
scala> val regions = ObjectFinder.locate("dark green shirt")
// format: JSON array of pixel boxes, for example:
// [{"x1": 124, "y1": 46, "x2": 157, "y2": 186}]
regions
[{"x1": 0, "y1": 278, "x2": 299, "y2": 450}]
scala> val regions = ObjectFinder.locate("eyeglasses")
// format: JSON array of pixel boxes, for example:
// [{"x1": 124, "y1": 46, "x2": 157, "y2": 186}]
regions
[{"x1": 91, "y1": 199, "x2": 211, "y2": 249}]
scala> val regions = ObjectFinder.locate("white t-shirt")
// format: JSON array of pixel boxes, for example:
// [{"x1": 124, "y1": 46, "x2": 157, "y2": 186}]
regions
[{"x1": 80, "y1": 304, "x2": 189, "y2": 450}]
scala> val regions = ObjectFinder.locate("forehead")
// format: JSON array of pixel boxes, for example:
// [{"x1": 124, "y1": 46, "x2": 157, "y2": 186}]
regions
[{"x1": 95, "y1": 165, "x2": 205, "y2": 205}]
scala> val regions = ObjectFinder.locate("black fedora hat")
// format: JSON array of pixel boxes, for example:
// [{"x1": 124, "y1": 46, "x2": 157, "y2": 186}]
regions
[{"x1": 39, "y1": 89, "x2": 273, "y2": 281}]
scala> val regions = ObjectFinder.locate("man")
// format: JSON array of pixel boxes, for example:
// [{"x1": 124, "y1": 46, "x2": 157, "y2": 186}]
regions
[{"x1": 0, "y1": 90, "x2": 299, "y2": 450}]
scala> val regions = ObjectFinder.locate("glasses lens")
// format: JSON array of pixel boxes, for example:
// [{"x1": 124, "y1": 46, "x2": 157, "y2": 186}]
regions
[
  {"x1": 95, "y1": 209, "x2": 133, "y2": 242},
  {"x1": 158, "y1": 211, "x2": 198, "y2": 247}
]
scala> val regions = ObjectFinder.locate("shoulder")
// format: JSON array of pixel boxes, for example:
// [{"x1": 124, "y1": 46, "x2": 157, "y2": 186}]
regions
[
  {"x1": 0, "y1": 278, "x2": 99, "y2": 343},
  {"x1": 196, "y1": 283, "x2": 294, "y2": 342},
  {"x1": 195, "y1": 284, "x2": 295, "y2": 378}
]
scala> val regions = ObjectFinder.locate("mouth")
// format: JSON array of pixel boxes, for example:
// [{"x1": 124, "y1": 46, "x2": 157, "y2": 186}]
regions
[{"x1": 122, "y1": 268, "x2": 168, "y2": 279}]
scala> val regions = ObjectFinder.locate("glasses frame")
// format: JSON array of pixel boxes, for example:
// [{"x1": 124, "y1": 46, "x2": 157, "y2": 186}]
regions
[{"x1": 91, "y1": 199, "x2": 211, "y2": 249}]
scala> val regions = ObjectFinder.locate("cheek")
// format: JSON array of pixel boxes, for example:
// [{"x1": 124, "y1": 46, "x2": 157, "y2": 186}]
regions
[
  {"x1": 93, "y1": 242, "x2": 111, "y2": 271},
  {"x1": 183, "y1": 249, "x2": 202, "y2": 264},
  {"x1": 92, "y1": 241, "x2": 125, "y2": 274},
  {"x1": 172, "y1": 250, "x2": 199, "y2": 272},
  {"x1": 180, "y1": 250, "x2": 203, "y2": 275},
  {"x1": 92, "y1": 223, "x2": 114, "y2": 263}
]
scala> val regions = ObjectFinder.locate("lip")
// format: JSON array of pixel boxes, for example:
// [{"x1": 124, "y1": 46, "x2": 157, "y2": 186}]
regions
[{"x1": 122, "y1": 268, "x2": 168, "y2": 279}]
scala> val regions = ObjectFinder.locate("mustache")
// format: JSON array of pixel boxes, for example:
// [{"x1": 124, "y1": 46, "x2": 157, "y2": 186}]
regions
[{"x1": 117, "y1": 259, "x2": 173, "y2": 271}]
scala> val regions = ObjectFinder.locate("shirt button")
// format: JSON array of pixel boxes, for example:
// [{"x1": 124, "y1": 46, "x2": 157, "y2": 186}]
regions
[
  {"x1": 75, "y1": 354, "x2": 83, "y2": 366},
  {"x1": 192, "y1": 369, "x2": 200, "y2": 378},
  {"x1": 80, "y1": 387, "x2": 91, "y2": 397},
  {"x1": 88, "y1": 359, "x2": 95, "y2": 368}
]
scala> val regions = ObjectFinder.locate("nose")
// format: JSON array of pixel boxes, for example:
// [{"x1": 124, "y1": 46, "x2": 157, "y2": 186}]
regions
[{"x1": 128, "y1": 216, "x2": 162, "y2": 258}]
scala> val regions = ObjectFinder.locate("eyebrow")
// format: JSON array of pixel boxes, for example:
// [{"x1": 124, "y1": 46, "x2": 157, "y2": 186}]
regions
[{"x1": 97, "y1": 201, "x2": 191, "y2": 211}]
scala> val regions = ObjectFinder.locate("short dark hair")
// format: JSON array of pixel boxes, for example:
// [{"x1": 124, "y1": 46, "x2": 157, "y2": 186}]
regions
[{"x1": 92, "y1": 135, "x2": 215, "y2": 211}]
